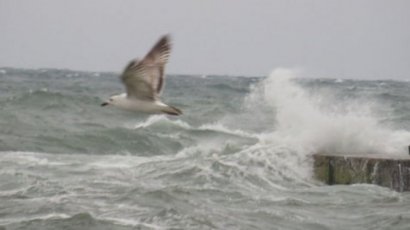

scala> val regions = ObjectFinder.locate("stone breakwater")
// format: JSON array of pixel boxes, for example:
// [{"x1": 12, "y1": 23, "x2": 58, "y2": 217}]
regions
[{"x1": 314, "y1": 154, "x2": 410, "y2": 192}]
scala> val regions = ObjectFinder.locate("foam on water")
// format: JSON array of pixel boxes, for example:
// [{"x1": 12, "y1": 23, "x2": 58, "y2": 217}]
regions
[
  {"x1": 132, "y1": 115, "x2": 191, "y2": 130},
  {"x1": 208, "y1": 68, "x2": 410, "y2": 188},
  {"x1": 249, "y1": 68, "x2": 410, "y2": 156},
  {"x1": 198, "y1": 123, "x2": 257, "y2": 138},
  {"x1": 132, "y1": 115, "x2": 256, "y2": 139}
]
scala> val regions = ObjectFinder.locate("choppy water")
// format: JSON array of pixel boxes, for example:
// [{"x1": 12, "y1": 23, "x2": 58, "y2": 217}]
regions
[{"x1": 1, "y1": 67, "x2": 410, "y2": 230}]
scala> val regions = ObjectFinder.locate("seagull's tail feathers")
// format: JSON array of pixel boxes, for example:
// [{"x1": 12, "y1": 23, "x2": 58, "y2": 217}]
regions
[{"x1": 161, "y1": 105, "x2": 183, "y2": 116}]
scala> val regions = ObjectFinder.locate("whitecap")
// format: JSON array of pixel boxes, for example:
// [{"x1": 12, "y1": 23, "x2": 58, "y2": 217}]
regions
[{"x1": 244, "y1": 68, "x2": 410, "y2": 156}]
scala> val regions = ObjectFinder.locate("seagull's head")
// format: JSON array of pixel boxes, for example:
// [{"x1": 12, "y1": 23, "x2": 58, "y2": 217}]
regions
[{"x1": 101, "y1": 94, "x2": 124, "y2": 107}]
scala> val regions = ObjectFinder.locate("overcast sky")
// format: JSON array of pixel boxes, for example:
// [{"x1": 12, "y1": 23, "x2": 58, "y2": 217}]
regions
[{"x1": 1, "y1": 0, "x2": 409, "y2": 79}]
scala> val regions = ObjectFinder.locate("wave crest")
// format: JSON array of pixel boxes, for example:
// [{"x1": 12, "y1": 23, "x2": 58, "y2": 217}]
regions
[{"x1": 246, "y1": 68, "x2": 410, "y2": 156}]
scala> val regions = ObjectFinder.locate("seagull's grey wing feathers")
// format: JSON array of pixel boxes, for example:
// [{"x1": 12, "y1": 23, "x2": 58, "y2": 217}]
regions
[
  {"x1": 142, "y1": 35, "x2": 171, "y2": 94},
  {"x1": 120, "y1": 35, "x2": 171, "y2": 100},
  {"x1": 121, "y1": 60, "x2": 155, "y2": 100}
]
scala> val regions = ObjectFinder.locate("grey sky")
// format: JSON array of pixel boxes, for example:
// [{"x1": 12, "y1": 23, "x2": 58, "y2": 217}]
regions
[{"x1": 1, "y1": 0, "x2": 409, "y2": 79}]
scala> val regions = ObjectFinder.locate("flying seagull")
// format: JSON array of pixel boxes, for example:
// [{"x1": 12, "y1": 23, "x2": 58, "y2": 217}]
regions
[{"x1": 101, "y1": 35, "x2": 182, "y2": 116}]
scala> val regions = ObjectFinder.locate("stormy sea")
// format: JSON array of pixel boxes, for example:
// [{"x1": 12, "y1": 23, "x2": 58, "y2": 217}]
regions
[{"x1": 1, "y1": 67, "x2": 410, "y2": 230}]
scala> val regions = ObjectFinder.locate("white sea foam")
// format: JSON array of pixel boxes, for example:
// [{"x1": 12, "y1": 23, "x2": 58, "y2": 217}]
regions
[
  {"x1": 250, "y1": 68, "x2": 410, "y2": 156},
  {"x1": 198, "y1": 123, "x2": 257, "y2": 138},
  {"x1": 0, "y1": 213, "x2": 71, "y2": 225},
  {"x1": 133, "y1": 115, "x2": 191, "y2": 130},
  {"x1": 103, "y1": 217, "x2": 165, "y2": 229},
  {"x1": 132, "y1": 115, "x2": 257, "y2": 140}
]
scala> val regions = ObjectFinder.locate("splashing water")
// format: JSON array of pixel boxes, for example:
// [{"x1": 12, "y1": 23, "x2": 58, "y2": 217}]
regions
[{"x1": 249, "y1": 68, "x2": 410, "y2": 156}]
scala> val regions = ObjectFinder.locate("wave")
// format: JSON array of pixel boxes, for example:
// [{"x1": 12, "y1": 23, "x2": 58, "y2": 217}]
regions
[
  {"x1": 132, "y1": 115, "x2": 257, "y2": 139},
  {"x1": 3, "y1": 89, "x2": 101, "y2": 109},
  {"x1": 133, "y1": 115, "x2": 191, "y2": 130},
  {"x1": 1, "y1": 68, "x2": 409, "y2": 175},
  {"x1": 245, "y1": 68, "x2": 410, "y2": 156},
  {"x1": 1, "y1": 212, "x2": 155, "y2": 230}
]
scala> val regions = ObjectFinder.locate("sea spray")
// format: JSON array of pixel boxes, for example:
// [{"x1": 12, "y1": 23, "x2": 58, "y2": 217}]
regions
[{"x1": 248, "y1": 68, "x2": 410, "y2": 156}]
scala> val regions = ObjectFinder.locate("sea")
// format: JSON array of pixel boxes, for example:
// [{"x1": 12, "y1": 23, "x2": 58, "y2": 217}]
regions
[{"x1": 1, "y1": 67, "x2": 410, "y2": 230}]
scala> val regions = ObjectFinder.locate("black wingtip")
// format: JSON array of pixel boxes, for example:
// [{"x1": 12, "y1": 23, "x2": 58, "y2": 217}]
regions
[
  {"x1": 156, "y1": 34, "x2": 172, "y2": 50},
  {"x1": 160, "y1": 34, "x2": 171, "y2": 42},
  {"x1": 162, "y1": 105, "x2": 183, "y2": 116}
]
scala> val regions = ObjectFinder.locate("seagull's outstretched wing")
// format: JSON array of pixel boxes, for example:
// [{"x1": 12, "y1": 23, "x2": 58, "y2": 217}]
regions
[{"x1": 120, "y1": 35, "x2": 171, "y2": 100}]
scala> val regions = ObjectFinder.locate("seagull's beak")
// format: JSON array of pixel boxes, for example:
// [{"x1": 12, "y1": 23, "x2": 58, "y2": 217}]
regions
[{"x1": 101, "y1": 102, "x2": 109, "y2": 107}]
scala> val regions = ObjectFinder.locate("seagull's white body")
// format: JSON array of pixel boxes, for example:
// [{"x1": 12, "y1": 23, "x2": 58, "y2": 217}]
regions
[
  {"x1": 102, "y1": 35, "x2": 182, "y2": 116},
  {"x1": 109, "y1": 93, "x2": 177, "y2": 114}
]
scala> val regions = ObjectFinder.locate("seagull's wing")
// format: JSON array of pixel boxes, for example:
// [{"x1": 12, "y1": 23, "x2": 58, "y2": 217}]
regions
[
  {"x1": 120, "y1": 35, "x2": 171, "y2": 100},
  {"x1": 142, "y1": 35, "x2": 171, "y2": 94}
]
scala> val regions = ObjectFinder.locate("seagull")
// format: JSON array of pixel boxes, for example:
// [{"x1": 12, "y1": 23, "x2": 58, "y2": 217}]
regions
[{"x1": 101, "y1": 35, "x2": 182, "y2": 116}]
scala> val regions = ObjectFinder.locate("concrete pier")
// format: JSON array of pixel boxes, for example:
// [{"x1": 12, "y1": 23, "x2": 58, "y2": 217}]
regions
[{"x1": 313, "y1": 154, "x2": 410, "y2": 192}]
